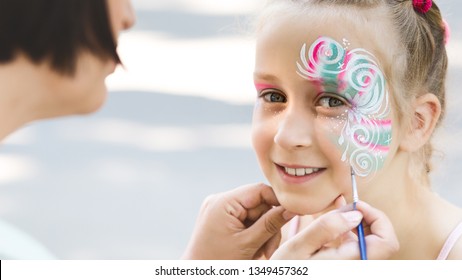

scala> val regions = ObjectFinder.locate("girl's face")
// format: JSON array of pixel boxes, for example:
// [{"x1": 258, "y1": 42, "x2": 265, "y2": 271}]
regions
[
  {"x1": 45, "y1": 0, "x2": 135, "y2": 116},
  {"x1": 252, "y1": 13, "x2": 399, "y2": 214}
]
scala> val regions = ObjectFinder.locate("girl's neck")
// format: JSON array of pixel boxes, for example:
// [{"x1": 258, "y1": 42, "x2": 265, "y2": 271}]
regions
[{"x1": 362, "y1": 151, "x2": 462, "y2": 259}]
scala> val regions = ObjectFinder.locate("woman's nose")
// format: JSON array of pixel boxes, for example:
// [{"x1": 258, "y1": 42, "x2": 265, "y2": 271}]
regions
[
  {"x1": 122, "y1": 0, "x2": 136, "y2": 31},
  {"x1": 274, "y1": 108, "x2": 313, "y2": 150}
]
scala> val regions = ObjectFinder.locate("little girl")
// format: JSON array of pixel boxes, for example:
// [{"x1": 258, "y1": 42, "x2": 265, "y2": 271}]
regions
[{"x1": 251, "y1": 0, "x2": 462, "y2": 259}]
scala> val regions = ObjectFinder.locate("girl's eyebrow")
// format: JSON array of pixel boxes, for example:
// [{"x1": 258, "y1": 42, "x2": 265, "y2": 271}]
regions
[
  {"x1": 253, "y1": 72, "x2": 281, "y2": 91},
  {"x1": 254, "y1": 83, "x2": 278, "y2": 91},
  {"x1": 253, "y1": 72, "x2": 280, "y2": 82}
]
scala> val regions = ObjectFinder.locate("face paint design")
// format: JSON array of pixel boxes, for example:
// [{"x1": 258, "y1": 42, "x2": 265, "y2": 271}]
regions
[{"x1": 296, "y1": 36, "x2": 392, "y2": 177}]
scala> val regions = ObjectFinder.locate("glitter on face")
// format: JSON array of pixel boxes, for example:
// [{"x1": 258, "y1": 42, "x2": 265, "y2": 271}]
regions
[{"x1": 296, "y1": 36, "x2": 392, "y2": 177}]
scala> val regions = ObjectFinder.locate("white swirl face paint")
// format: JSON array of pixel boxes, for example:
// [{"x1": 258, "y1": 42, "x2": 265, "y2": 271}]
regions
[{"x1": 297, "y1": 36, "x2": 392, "y2": 177}]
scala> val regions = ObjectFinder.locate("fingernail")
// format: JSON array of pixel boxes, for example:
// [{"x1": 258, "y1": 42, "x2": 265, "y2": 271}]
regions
[
  {"x1": 341, "y1": 211, "x2": 363, "y2": 226},
  {"x1": 282, "y1": 210, "x2": 296, "y2": 221}
]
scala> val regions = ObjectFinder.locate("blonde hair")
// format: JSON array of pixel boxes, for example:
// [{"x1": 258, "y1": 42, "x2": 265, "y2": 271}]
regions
[{"x1": 257, "y1": 0, "x2": 448, "y2": 179}]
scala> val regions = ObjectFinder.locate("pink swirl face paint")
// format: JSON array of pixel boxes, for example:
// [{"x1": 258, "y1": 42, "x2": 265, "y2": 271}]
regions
[
  {"x1": 297, "y1": 36, "x2": 392, "y2": 177},
  {"x1": 254, "y1": 83, "x2": 278, "y2": 92}
]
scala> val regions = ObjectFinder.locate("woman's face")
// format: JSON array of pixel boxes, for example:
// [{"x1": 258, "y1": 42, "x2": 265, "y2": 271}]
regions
[
  {"x1": 107, "y1": 0, "x2": 136, "y2": 39},
  {"x1": 251, "y1": 12, "x2": 399, "y2": 215},
  {"x1": 44, "y1": 0, "x2": 135, "y2": 115}
]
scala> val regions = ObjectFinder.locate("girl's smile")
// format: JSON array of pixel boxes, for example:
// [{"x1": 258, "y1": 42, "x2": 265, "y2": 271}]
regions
[{"x1": 275, "y1": 163, "x2": 326, "y2": 185}]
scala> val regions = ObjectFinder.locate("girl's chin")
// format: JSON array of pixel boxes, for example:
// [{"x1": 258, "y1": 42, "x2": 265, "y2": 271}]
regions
[{"x1": 280, "y1": 199, "x2": 335, "y2": 216}]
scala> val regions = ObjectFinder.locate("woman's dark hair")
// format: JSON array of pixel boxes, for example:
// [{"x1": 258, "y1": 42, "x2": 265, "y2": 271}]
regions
[{"x1": 0, "y1": 0, "x2": 120, "y2": 74}]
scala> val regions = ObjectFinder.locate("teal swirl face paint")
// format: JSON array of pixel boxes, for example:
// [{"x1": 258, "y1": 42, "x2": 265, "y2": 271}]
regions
[{"x1": 297, "y1": 36, "x2": 392, "y2": 177}]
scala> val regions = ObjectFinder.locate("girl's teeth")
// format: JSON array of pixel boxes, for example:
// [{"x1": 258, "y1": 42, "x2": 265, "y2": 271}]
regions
[{"x1": 284, "y1": 167, "x2": 320, "y2": 176}]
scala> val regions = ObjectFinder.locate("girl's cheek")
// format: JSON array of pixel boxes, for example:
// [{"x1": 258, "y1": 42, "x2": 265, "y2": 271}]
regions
[
  {"x1": 251, "y1": 101, "x2": 285, "y2": 140},
  {"x1": 313, "y1": 109, "x2": 393, "y2": 183},
  {"x1": 251, "y1": 102, "x2": 282, "y2": 161},
  {"x1": 349, "y1": 119, "x2": 392, "y2": 177},
  {"x1": 315, "y1": 114, "x2": 348, "y2": 162},
  {"x1": 253, "y1": 98, "x2": 286, "y2": 118},
  {"x1": 316, "y1": 109, "x2": 393, "y2": 179},
  {"x1": 315, "y1": 115, "x2": 352, "y2": 193}
]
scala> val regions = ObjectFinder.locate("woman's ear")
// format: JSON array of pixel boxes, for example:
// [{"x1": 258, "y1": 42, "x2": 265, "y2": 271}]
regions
[{"x1": 399, "y1": 93, "x2": 441, "y2": 152}]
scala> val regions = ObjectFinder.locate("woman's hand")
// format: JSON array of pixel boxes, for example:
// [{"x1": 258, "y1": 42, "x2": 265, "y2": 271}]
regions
[
  {"x1": 182, "y1": 183, "x2": 295, "y2": 260},
  {"x1": 271, "y1": 200, "x2": 399, "y2": 260}
]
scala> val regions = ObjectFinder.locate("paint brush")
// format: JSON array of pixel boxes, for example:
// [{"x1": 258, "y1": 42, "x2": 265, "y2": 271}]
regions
[{"x1": 351, "y1": 166, "x2": 367, "y2": 260}]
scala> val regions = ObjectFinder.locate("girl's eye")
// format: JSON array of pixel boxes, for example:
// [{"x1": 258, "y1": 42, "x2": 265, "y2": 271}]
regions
[
  {"x1": 317, "y1": 96, "x2": 345, "y2": 108},
  {"x1": 262, "y1": 91, "x2": 287, "y2": 103}
]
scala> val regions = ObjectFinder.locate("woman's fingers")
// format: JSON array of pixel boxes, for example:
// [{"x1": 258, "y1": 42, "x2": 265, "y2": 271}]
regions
[
  {"x1": 245, "y1": 206, "x2": 295, "y2": 244},
  {"x1": 182, "y1": 183, "x2": 293, "y2": 260},
  {"x1": 355, "y1": 201, "x2": 400, "y2": 259},
  {"x1": 271, "y1": 209, "x2": 363, "y2": 259},
  {"x1": 270, "y1": 200, "x2": 399, "y2": 260}
]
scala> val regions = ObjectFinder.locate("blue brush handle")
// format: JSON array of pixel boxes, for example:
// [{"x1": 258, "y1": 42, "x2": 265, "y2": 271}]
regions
[
  {"x1": 357, "y1": 221, "x2": 367, "y2": 260},
  {"x1": 354, "y1": 202, "x2": 367, "y2": 260}
]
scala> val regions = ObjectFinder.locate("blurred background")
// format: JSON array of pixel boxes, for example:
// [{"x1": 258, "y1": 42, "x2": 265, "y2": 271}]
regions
[{"x1": 0, "y1": 0, "x2": 461, "y2": 259}]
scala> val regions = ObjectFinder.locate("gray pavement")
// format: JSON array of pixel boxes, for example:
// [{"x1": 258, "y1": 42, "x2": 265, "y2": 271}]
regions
[{"x1": 0, "y1": 0, "x2": 461, "y2": 259}]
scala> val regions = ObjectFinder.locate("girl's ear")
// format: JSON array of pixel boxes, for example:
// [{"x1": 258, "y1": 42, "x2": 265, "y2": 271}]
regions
[{"x1": 399, "y1": 93, "x2": 441, "y2": 152}]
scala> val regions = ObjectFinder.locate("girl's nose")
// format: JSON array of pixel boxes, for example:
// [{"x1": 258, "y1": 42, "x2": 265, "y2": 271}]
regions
[{"x1": 274, "y1": 109, "x2": 313, "y2": 150}]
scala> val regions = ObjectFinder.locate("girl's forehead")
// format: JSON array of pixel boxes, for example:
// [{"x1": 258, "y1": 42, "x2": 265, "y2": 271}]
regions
[
  {"x1": 256, "y1": 5, "x2": 397, "y2": 70},
  {"x1": 259, "y1": 18, "x2": 357, "y2": 52}
]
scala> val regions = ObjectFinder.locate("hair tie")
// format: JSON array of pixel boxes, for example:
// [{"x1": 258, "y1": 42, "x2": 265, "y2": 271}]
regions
[{"x1": 412, "y1": 0, "x2": 432, "y2": 14}]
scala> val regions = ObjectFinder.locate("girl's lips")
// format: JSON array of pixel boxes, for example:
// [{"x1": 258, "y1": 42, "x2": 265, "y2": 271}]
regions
[{"x1": 275, "y1": 163, "x2": 326, "y2": 184}]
